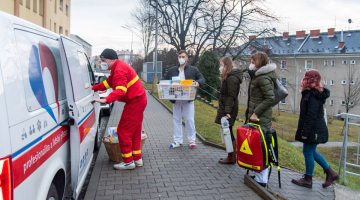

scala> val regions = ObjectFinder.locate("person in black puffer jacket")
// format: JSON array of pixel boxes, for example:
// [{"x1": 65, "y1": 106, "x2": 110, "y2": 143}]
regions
[{"x1": 291, "y1": 69, "x2": 339, "y2": 189}]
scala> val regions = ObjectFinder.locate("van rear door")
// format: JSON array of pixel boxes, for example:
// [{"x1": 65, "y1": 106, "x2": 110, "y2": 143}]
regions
[{"x1": 59, "y1": 35, "x2": 98, "y2": 199}]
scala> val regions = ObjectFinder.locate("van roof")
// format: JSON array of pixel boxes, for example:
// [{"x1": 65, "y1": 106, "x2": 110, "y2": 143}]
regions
[{"x1": 0, "y1": 10, "x2": 60, "y2": 39}]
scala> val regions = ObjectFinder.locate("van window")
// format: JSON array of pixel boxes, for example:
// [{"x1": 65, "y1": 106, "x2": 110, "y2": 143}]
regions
[
  {"x1": 14, "y1": 30, "x2": 66, "y2": 111},
  {"x1": 69, "y1": 51, "x2": 92, "y2": 101}
]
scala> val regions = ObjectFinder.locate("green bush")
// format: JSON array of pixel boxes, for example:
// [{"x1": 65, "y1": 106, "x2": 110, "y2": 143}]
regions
[{"x1": 197, "y1": 50, "x2": 220, "y2": 101}]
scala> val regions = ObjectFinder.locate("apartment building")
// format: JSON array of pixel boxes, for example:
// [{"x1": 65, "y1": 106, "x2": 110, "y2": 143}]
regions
[
  {"x1": 235, "y1": 29, "x2": 360, "y2": 117},
  {"x1": 0, "y1": 0, "x2": 71, "y2": 36}
]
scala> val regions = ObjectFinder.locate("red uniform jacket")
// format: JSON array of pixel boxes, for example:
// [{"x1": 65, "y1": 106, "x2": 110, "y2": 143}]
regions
[{"x1": 93, "y1": 60, "x2": 145, "y2": 104}]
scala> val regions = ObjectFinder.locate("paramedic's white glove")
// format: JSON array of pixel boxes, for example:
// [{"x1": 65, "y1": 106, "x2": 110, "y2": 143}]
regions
[
  {"x1": 226, "y1": 114, "x2": 231, "y2": 119},
  {"x1": 92, "y1": 98, "x2": 107, "y2": 104},
  {"x1": 250, "y1": 113, "x2": 258, "y2": 121},
  {"x1": 194, "y1": 81, "x2": 199, "y2": 88}
]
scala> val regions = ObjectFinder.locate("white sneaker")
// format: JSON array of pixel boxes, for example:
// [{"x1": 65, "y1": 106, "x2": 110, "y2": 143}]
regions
[
  {"x1": 134, "y1": 158, "x2": 143, "y2": 167},
  {"x1": 113, "y1": 161, "x2": 135, "y2": 170},
  {"x1": 170, "y1": 142, "x2": 181, "y2": 148}
]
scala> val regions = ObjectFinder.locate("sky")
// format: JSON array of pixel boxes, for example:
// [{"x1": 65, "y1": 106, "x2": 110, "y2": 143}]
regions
[{"x1": 70, "y1": 0, "x2": 360, "y2": 57}]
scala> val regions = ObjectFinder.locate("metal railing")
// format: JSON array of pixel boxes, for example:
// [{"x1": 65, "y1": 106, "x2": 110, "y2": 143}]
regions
[
  {"x1": 272, "y1": 122, "x2": 291, "y2": 139},
  {"x1": 337, "y1": 113, "x2": 360, "y2": 185}
]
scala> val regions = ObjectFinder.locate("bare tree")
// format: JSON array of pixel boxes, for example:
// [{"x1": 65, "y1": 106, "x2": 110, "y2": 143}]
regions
[
  {"x1": 148, "y1": 0, "x2": 278, "y2": 65},
  {"x1": 128, "y1": 0, "x2": 156, "y2": 61},
  {"x1": 343, "y1": 65, "x2": 360, "y2": 113}
]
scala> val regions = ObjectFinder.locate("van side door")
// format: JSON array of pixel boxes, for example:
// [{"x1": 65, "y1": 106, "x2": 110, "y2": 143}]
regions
[{"x1": 59, "y1": 35, "x2": 98, "y2": 199}]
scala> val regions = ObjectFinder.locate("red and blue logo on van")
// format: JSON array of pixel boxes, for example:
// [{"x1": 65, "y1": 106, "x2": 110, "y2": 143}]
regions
[{"x1": 28, "y1": 42, "x2": 60, "y2": 123}]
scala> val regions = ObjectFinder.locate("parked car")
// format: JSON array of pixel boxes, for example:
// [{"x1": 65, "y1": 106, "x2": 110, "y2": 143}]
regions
[
  {"x1": 94, "y1": 72, "x2": 114, "y2": 116},
  {"x1": 0, "y1": 11, "x2": 102, "y2": 200}
]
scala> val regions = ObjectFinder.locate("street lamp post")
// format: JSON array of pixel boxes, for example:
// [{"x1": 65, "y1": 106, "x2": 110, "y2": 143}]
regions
[
  {"x1": 121, "y1": 26, "x2": 134, "y2": 64},
  {"x1": 154, "y1": 0, "x2": 158, "y2": 79}
]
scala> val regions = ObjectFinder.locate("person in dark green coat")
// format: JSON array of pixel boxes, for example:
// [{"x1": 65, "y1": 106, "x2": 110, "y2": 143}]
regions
[
  {"x1": 246, "y1": 52, "x2": 277, "y2": 186},
  {"x1": 215, "y1": 56, "x2": 243, "y2": 164}
]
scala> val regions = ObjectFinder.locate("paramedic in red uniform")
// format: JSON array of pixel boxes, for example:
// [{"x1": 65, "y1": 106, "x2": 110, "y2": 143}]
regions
[{"x1": 92, "y1": 49, "x2": 147, "y2": 170}]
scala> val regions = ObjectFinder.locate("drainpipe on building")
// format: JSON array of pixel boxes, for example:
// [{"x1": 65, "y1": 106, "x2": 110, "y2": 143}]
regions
[
  {"x1": 14, "y1": 0, "x2": 20, "y2": 17},
  {"x1": 294, "y1": 54, "x2": 297, "y2": 113}
]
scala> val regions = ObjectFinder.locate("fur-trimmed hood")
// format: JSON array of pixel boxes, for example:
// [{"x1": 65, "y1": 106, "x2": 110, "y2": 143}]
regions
[{"x1": 249, "y1": 63, "x2": 277, "y2": 76}]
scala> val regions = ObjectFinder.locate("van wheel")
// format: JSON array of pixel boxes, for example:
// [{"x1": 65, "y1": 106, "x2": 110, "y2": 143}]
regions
[
  {"x1": 102, "y1": 105, "x2": 112, "y2": 116},
  {"x1": 94, "y1": 122, "x2": 102, "y2": 151},
  {"x1": 46, "y1": 183, "x2": 59, "y2": 200}
]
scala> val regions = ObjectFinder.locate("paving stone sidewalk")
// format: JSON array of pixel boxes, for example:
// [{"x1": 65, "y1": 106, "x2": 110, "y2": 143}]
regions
[
  {"x1": 85, "y1": 92, "x2": 261, "y2": 200},
  {"x1": 85, "y1": 92, "x2": 336, "y2": 200}
]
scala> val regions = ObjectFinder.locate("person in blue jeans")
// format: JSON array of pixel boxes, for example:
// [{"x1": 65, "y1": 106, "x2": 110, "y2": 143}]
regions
[{"x1": 292, "y1": 69, "x2": 339, "y2": 188}]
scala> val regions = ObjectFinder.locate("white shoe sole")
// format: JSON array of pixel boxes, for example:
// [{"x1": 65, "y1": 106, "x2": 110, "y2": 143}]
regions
[
  {"x1": 135, "y1": 162, "x2": 143, "y2": 167},
  {"x1": 113, "y1": 164, "x2": 136, "y2": 170}
]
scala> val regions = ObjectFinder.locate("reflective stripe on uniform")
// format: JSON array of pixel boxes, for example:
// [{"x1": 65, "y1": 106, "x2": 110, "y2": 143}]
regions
[
  {"x1": 132, "y1": 150, "x2": 141, "y2": 155},
  {"x1": 122, "y1": 152, "x2": 132, "y2": 158},
  {"x1": 103, "y1": 80, "x2": 111, "y2": 89},
  {"x1": 127, "y1": 75, "x2": 139, "y2": 88},
  {"x1": 116, "y1": 86, "x2": 127, "y2": 92}
]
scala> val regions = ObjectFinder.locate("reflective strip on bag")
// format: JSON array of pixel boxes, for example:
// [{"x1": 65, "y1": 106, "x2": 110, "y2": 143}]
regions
[
  {"x1": 103, "y1": 80, "x2": 111, "y2": 89},
  {"x1": 127, "y1": 75, "x2": 139, "y2": 88},
  {"x1": 116, "y1": 86, "x2": 127, "y2": 92},
  {"x1": 132, "y1": 150, "x2": 141, "y2": 155},
  {"x1": 238, "y1": 160, "x2": 260, "y2": 170},
  {"x1": 122, "y1": 152, "x2": 132, "y2": 158}
]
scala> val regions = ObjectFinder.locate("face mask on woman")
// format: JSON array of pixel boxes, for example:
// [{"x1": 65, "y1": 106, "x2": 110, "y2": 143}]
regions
[
  {"x1": 249, "y1": 63, "x2": 255, "y2": 70},
  {"x1": 219, "y1": 65, "x2": 224, "y2": 72},
  {"x1": 101, "y1": 62, "x2": 109, "y2": 70}
]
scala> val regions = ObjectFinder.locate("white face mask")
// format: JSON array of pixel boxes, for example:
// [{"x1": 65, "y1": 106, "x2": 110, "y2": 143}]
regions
[
  {"x1": 179, "y1": 58, "x2": 186, "y2": 65},
  {"x1": 249, "y1": 64, "x2": 255, "y2": 70},
  {"x1": 101, "y1": 62, "x2": 109, "y2": 70},
  {"x1": 219, "y1": 65, "x2": 224, "y2": 72}
]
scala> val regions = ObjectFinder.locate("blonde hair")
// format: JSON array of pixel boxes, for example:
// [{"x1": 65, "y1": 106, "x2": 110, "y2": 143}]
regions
[{"x1": 220, "y1": 56, "x2": 234, "y2": 82}]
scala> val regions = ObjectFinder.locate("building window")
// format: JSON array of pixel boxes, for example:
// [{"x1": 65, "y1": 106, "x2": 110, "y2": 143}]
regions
[
  {"x1": 342, "y1": 80, "x2": 346, "y2": 85},
  {"x1": 65, "y1": 30, "x2": 68, "y2": 36},
  {"x1": 330, "y1": 100, "x2": 334, "y2": 105},
  {"x1": 280, "y1": 78, "x2": 287, "y2": 86},
  {"x1": 26, "y1": 0, "x2": 30, "y2": 8},
  {"x1": 330, "y1": 80, "x2": 334, "y2": 85},
  {"x1": 239, "y1": 61, "x2": 243, "y2": 65},
  {"x1": 323, "y1": 79, "x2": 327, "y2": 85},
  {"x1": 19, "y1": 0, "x2": 23, "y2": 5},
  {"x1": 351, "y1": 60, "x2": 356, "y2": 65},
  {"x1": 59, "y1": 26, "x2": 63, "y2": 34},
  {"x1": 324, "y1": 60, "x2": 328, "y2": 66},
  {"x1": 342, "y1": 60, "x2": 348, "y2": 65},
  {"x1": 33, "y1": 0, "x2": 37, "y2": 12},
  {"x1": 39, "y1": 0, "x2": 44, "y2": 16},
  {"x1": 341, "y1": 101, "x2": 346, "y2": 106},
  {"x1": 280, "y1": 98, "x2": 286, "y2": 104},
  {"x1": 54, "y1": 23, "x2": 56, "y2": 33},
  {"x1": 281, "y1": 61, "x2": 287, "y2": 69},
  {"x1": 243, "y1": 92, "x2": 246, "y2": 97},
  {"x1": 305, "y1": 60, "x2": 313, "y2": 70},
  {"x1": 66, "y1": 4, "x2": 69, "y2": 16},
  {"x1": 244, "y1": 61, "x2": 247, "y2": 65},
  {"x1": 243, "y1": 76, "x2": 247, "y2": 81},
  {"x1": 54, "y1": 0, "x2": 57, "y2": 13},
  {"x1": 349, "y1": 102, "x2": 354, "y2": 106},
  {"x1": 60, "y1": 0, "x2": 63, "y2": 11},
  {"x1": 331, "y1": 60, "x2": 335, "y2": 66},
  {"x1": 239, "y1": 92, "x2": 242, "y2": 96},
  {"x1": 350, "y1": 80, "x2": 355, "y2": 85}
]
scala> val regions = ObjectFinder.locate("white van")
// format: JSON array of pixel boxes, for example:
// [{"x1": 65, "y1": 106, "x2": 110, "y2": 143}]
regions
[{"x1": 0, "y1": 11, "x2": 102, "y2": 200}]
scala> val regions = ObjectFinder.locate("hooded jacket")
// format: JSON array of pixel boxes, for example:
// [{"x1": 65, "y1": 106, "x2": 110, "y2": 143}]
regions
[
  {"x1": 215, "y1": 68, "x2": 243, "y2": 126},
  {"x1": 246, "y1": 63, "x2": 277, "y2": 132},
  {"x1": 295, "y1": 88, "x2": 330, "y2": 144}
]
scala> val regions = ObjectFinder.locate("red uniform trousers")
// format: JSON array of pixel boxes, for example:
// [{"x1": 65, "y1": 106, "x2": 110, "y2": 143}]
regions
[{"x1": 118, "y1": 94, "x2": 147, "y2": 163}]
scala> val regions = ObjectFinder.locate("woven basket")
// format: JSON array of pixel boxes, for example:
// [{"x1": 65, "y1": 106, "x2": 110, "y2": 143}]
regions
[{"x1": 103, "y1": 134, "x2": 147, "y2": 162}]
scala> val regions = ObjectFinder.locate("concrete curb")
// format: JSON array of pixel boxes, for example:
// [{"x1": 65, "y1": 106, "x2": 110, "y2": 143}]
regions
[
  {"x1": 244, "y1": 174, "x2": 277, "y2": 200},
  {"x1": 148, "y1": 91, "x2": 227, "y2": 151}
]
